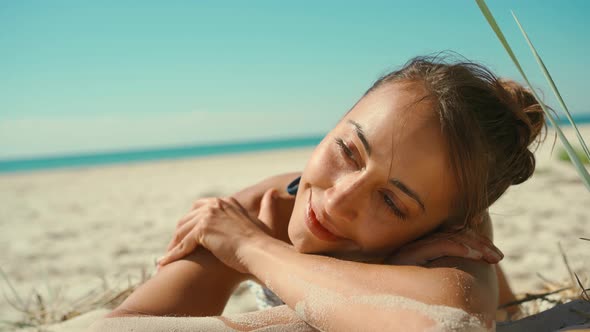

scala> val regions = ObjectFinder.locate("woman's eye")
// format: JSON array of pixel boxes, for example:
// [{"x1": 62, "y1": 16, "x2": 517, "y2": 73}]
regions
[
  {"x1": 382, "y1": 193, "x2": 407, "y2": 220},
  {"x1": 335, "y1": 138, "x2": 359, "y2": 167}
]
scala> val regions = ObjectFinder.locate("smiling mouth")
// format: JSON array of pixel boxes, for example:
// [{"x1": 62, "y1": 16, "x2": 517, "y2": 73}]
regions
[{"x1": 305, "y1": 191, "x2": 344, "y2": 242}]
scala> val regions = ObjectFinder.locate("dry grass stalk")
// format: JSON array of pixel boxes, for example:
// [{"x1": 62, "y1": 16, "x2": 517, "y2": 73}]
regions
[
  {"x1": 0, "y1": 266, "x2": 152, "y2": 331},
  {"x1": 575, "y1": 273, "x2": 590, "y2": 303},
  {"x1": 501, "y1": 240, "x2": 590, "y2": 321},
  {"x1": 499, "y1": 286, "x2": 572, "y2": 309}
]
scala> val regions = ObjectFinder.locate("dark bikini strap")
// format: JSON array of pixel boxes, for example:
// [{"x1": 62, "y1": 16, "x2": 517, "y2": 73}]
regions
[{"x1": 286, "y1": 176, "x2": 301, "y2": 196}]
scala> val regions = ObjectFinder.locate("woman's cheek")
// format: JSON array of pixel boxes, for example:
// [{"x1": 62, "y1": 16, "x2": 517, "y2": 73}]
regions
[
  {"x1": 357, "y1": 212, "x2": 406, "y2": 253},
  {"x1": 304, "y1": 145, "x2": 342, "y2": 184}
]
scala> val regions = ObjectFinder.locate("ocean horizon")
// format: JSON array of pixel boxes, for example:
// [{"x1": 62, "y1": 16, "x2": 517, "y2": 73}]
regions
[
  {"x1": 1, "y1": 114, "x2": 588, "y2": 174},
  {"x1": 0, "y1": 135, "x2": 325, "y2": 174}
]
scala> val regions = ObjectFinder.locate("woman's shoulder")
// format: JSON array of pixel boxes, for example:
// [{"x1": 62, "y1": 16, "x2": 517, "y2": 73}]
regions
[
  {"x1": 402, "y1": 212, "x2": 498, "y2": 318},
  {"x1": 425, "y1": 255, "x2": 498, "y2": 318}
]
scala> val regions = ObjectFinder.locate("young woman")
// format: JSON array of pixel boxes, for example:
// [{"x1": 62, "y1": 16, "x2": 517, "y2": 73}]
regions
[{"x1": 98, "y1": 55, "x2": 543, "y2": 331}]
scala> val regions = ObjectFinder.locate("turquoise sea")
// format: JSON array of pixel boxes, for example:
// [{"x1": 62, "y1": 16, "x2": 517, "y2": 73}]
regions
[
  {"x1": 1, "y1": 114, "x2": 588, "y2": 174},
  {"x1": 0, "y1": 135, "x2": 324, "y2": 174}
]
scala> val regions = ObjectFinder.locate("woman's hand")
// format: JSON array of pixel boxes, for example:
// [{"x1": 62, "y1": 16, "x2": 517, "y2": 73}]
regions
[
  {"x1": 166, "y1": 188, "x2": 294, "y2": 253},
  {"x1": 157, "y1": 190, "x2": 278, "y2": 273},
  {"x1": 165, "y1": 196, "x2": 233, "y2": 253},
  {"x1": 386, "y1": 228, "x2": 504, "y2": 266}
]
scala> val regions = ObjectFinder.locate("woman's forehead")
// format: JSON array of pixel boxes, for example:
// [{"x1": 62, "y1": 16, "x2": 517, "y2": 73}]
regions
[
  {"x1": 343, "y1": 110, "x2": 453, "y2": 188},
  {"x1": 346, "y1": 82, "x2": 443, "y2": 151}
]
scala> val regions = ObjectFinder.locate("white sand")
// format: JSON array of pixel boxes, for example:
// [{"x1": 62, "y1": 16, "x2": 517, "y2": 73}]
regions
[
  {"x1": 490, "y1": 126, "x2": 590, "y2": 292},
  {"x1": 1, "y1": 126, "x2": 589, "y2": 331},
  {"x1": 0, "y1": 147, "x2": 310, "y2": 329}
]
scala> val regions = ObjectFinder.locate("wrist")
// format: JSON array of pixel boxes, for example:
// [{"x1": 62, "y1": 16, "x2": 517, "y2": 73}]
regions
[{"x1": 238, "y1": 235, "x2": 290, "y2": 276}]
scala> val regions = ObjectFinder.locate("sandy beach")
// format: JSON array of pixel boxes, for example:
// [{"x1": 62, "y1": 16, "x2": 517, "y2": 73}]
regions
[{"x1": 1, "y1": 126, "x2": 589, "y2": 331}]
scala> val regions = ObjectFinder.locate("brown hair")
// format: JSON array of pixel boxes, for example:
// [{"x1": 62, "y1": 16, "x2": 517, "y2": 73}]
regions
[{"x1": 367, "y1": 54, "x2": 546, "y2": 229}]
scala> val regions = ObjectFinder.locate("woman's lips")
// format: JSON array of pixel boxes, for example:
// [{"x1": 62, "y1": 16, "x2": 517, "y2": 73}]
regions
[{"x1": 305, "y1": 191, "x2": 343, "y2": 242}]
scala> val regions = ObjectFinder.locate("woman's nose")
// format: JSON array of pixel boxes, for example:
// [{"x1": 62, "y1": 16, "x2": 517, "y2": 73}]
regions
[{"x1": 323, "y1": 175, "x2": 366, "y2": 223}]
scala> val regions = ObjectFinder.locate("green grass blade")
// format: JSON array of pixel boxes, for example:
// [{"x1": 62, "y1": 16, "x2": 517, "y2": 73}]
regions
[
  {"x1": 511, "y1": 11, "x2": 590, "y2": 160},
  {"x1": 475, "y1": 0, "x2": 590, "y2": 192},
  {"x1": 475, "y1": 0, "x2": 528, "y2": 80}
]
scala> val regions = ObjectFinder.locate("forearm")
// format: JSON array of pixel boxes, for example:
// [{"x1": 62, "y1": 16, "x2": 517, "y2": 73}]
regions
[
  {"x1": 241, "y1": 239, "x2": 489, "y2": 331},
  {"x1": 109, "y1": 248, "x2": 246, "y2": 317},
  {"x1": 110, "y1": 172, "x2": 301, "y2": 318}
]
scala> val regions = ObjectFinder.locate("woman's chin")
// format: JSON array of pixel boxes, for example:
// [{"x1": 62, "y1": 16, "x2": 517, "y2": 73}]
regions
[
  {"x1": 290, "y1": 236, "x2": 387, "y2": 263},
  {"x1": 288, "y1": 223, "x2": 379, "y2": 259},
  {"x1": 289, "y1": 236, "x2": 322, "y2": 254},
  {"x1": 288, "y1": 224, "x2": 322, "y2": 253},
  {"x1": 289, "y1": 235, "x2": 334, "y2": 254}
]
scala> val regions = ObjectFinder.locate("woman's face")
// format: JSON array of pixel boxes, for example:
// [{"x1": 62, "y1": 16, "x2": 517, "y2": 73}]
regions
[{"x1": 288, "y1": 82, "x2": 458, "y2": 258}]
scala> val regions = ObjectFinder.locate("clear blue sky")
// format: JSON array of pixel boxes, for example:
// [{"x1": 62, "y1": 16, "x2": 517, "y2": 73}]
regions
[{"x1": 1, "y1": 1, "x2": 589, "y2": 159}]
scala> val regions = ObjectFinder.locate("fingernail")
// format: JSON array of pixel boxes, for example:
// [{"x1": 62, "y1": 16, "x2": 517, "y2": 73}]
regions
[
  {"x1": 156, "y1": 256, "x2": 165, "y2": 265},
  {"x1": 465, "y1": 246, "x2": 483, "y2": 259},
  {"x1": 485, "y1": 248, "x2": 502, "y2": 261}
]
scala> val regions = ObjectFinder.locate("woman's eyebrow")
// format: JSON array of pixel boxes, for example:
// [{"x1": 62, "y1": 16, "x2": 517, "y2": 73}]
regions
[
  {"x1": 389, "y1": 178, "x2": 426, "y2": 213},
  {"x1": 347, "y1": 119, "x2": 425, "y2": 213},
  {"x1": 347, "y1": 120, "x2": 371, "y2": 156}
]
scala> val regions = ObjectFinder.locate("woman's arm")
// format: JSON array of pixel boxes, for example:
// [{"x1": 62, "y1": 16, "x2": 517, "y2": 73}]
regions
[
  {"x1": 155, "y1": 197, "x2": 498, "y2": 331},
  {"x1": 240, "y1": 238, "x2": 496, "y2": 331},
  {"x1": 108, "y1": 248, "x2": 245, "y2": 317},
  {"x1": 108, "y1": 172, "x2": 301, "y2": 318}
]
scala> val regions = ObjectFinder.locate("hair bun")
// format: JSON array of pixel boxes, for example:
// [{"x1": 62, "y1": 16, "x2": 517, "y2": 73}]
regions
[
  {"x1": 499, "y1": 79, "x2": 545, "y2": 143},
  {"x1": 498, "y1": 79, "x2": 546, "y2": 184}
]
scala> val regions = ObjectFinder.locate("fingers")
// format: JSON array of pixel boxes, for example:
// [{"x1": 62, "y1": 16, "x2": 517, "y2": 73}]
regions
[
  {"x1": 450, "y1": 230, "x2": 503, "y2": 263},
  {"x1": 226, "y1": 197, "x2": 249, "y2": 216},
  {"x1": 167, "y1": 198, "x2": 225, "y2": 252},
  {"x1": 389, "y1": 231, "x2": 503, "y2": 266},
  {"x1": 158, "y1": 230, "x2": 199, "y2": 267},
  {"x1": 174, "y1": 197, "x2": 214, "y2": 233},
  {"x1": 389, "y1": 239, "x2": 462, "y2": 265},
  {"x1": 422, "y1": 238, "x2": 484, "y2": 263},
  {"x1": 166, "y1": 217, "x2": 198, "y2": 252},
  {"x1": 161, "y1": 197, "x2": 237, "y2": 268},
  {"x1": 258, "y1": 189, "x2": 277, "y2": 223},
  {"x1": 191, "y1": 197, "x2": 212, "y2": 211},
  {"x1": 433, "y1": 236, "x2": 501, "y2": 264},
  {"x1": 175, "y1": 208, "x2": 197, "y2": 231},
  {"x1": 387, "y1": 245, "x2": 436, "y2": 266}
]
